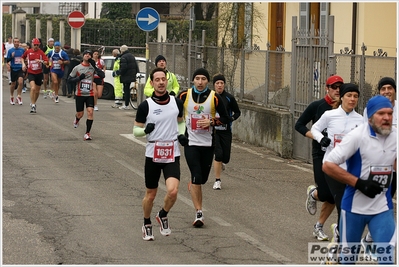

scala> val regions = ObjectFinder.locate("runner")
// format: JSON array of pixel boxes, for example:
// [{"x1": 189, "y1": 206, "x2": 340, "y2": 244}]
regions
[
  {"x1": 47, "y1": 41, "x2": 70, "y2": 103},
  {"x1": 7, "y1": 37, "x2": 25, "y2": 105}
]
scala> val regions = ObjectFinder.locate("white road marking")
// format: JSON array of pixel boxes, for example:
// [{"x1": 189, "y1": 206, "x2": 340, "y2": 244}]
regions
[{"x1": 235, "y1": 232, "x2": 292, "y2": 263}]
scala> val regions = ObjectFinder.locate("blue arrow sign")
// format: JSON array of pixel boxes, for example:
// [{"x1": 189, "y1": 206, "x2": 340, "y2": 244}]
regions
[{"x1": 136, "y1": 7, "x2": 160, "y2": 32}]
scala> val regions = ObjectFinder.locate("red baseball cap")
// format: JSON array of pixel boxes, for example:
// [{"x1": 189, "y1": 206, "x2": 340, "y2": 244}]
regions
[{"x1": 326, "y1": 75, "x2": 343, "y2": 86}]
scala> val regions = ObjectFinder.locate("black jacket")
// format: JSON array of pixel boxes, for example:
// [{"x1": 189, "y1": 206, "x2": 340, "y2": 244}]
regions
[{"x1": 119, "y1": 50, "x2": 139, "y2": 83}]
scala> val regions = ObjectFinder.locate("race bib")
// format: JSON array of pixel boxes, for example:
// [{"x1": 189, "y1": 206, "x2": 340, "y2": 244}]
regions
[
  {"x1": 368, "y1": 165, "x2": 393, "y2": 191},
  {"x1": 29, "y1": 61, "x2": 41, "y2": 71},
  {"x1": 14, "y1": 57, "x2": 22, "y2": 64},
  {"x1": 153, "y1": 141, "x2": 175, "y2": 163},
  {"x1": 333, "y1": 134, "x2": 345, "y2": 147},
  {"x1": 190, "y1": 114, "x2": 210, "y2": 132},
  {"x1": 79, "y1": 78, "x2": 91, "y2": 94},
  {"x1": 53, "y1": 62, "x2": 61, "y2": 70}
]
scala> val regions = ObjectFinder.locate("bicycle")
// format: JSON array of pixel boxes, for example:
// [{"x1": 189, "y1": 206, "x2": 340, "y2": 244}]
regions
[{"x1": 129, "y1": 74, "x2": 145, "y2": 110}]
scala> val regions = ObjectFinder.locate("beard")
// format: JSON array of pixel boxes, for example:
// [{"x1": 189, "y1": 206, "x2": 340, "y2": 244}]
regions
[{"x1": 370, "y1": 117, "x2": 392, "y2": 136}]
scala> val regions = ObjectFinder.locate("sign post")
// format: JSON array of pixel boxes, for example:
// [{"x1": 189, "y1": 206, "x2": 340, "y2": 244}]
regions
[
  {"x1": 67, "y1": 11, "x2": 85, "y2": 51},
  {"x1": 136, "y1": 7, "x2": 160, "y2": 104}
]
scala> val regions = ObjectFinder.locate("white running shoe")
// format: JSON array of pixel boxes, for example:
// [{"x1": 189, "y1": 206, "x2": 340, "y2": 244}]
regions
[
  {"x1": 83, "y1": 133, "x2": 92, "y2": 141},
  {"x1": 142, "y1": 224, "x2": 154, "y2": 241},
  {"x1": 313, "y1": 225, "x2": 329, "y2": 241},
  {"x1": 306, "y1": 185, "x2": 317, "y2": 215},
  {"x1": 55, "y1": 96, "x2": 59, "y2": 103},
  {"x1": 361, "y1": 237, "x2": 377, "y2": 261},
  {"x1": 17, "y1": 96, "x2": 23, "y2": 105},
  {"x1": 10, "y1": 97, "x2": 15, "y2": 105},
  {"x1": 213, "y1": 180, "x2": 221, "y2": 190},
  {"x1": 331, "y1": 223, "x2": 339, "y2": 243},
  {"x1": 119, "y1": 105, "x2": 130, "y2": 110},
  {"x1": 73, "y1": 118, "x2": 79, "y2": 128},
  {"x1": 155, "y1": 212, "x2": 171, "y2": 236},
  {"x1": 193, "y1": 210, "x2": 204, "y2": 227},
  {"x1": 94, "y1": 105, "x2": 99, "y2": 111}
]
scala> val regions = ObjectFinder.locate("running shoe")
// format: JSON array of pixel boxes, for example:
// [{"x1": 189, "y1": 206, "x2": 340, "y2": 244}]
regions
[
  {"x1": 213, "y1": 180, "x2": 222, "y2": 190},
  {"x1": 83, "y1": 133, "x2": 92, "y2": 141},
  {"x1": 73, "y1": 118, "x2": 79, "y2": 128},
  {"x1": 155, "y1": 212, "x2": 171, "y2": 236},
  {"x1": 193, "y1": 210, "x2": 204, "y2": 227},
  {"x1": 313, "y1": 225, "x2": 329, "y2": 241},
  {"x1": 30, "y1": 104, "x2": 36, "y2": 114},
  {"x1": 119, "y1": 105, "x2": 130, "y2": 110},
  {"x1": 10, "y1": 97, "x2": 15, "y2": 105},
  {"x1": 111, "y1": 103, "x2": 122, "y2": 108},
  {"x1": 331, "y1": 223, "x2": 339, "y2": 243},
  {"x1": 321, "y1": 241, "x2": 339, "y2": 264},
  {"x1": 17, "y1": 96, "x2": 23, "y2": 105},
  {"x1": 142, "y1": 224, "x2": 154, "y2": 241},
  {"x1": 361, "y1": 237, "x2": 377, "y2": 261},
  {"x1": 306, "y1": 185, "x2": 317, "y2": 215},
  {"x1": 22, "y1": 87, "x2": 27, "y2": 93},
  {"x1": 94, "y1": 105, "x2": 98, "y2": 111},
  {"x1": 55, "y1": 96, "x2": 59, "y2": 103},
  {"x1": 43, "y1": 90, "x2": 47, "y2": 99}
]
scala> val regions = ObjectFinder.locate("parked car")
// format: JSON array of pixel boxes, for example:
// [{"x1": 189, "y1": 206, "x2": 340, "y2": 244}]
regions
[{"x1": 101, "y1": 56, "x2": 152, "y2": 99}]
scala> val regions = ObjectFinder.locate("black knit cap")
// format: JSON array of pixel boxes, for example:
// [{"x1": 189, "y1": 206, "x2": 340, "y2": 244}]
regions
[
  {"x1": 155, "y1": 55, "x2": 166, "y2": 66},
  {"x1": 339, "y1": 83, "x2": 360, "y2": 98},
  {"x1": 192, "y1": 68, "x2": 210, "y2": 81},
  {"x1": 378, "y1": 77, "x2": 396, "y2": 92},
  {"x1": 213, "y1": 74, "x2": 226, "y2": 84}
]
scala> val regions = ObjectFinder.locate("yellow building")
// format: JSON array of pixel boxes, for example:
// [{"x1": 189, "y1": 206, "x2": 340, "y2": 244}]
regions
[{"x1": 219, "y1": 2, "x2": 397, "y2": 56}]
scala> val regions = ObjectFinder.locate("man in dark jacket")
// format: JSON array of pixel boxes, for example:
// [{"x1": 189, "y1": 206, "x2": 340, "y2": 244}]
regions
[{"x1": 116, "y1": 45, "x2": 139, "y2": 110}]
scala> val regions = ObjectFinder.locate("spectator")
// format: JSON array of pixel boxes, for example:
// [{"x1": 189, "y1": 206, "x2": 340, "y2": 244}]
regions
[{"x1": 116, "y1": 45, "x2": 139, "y2": 110}]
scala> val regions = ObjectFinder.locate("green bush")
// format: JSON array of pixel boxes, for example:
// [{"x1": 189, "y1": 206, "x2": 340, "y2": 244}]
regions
[{"x1": 2, "y1": 14, "x2": 217, "y2": 47}]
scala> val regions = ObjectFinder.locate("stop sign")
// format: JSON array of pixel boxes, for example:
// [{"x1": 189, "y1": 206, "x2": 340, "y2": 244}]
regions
[{"x1": 68, "y1": 11, "x2": 85, "y2": 29}]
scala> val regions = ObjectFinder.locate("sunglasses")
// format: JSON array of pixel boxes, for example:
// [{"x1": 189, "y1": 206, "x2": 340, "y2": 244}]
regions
[
  {"x1": 33, "y1": 44, "x2": 39, "y2": 46},
  {"x1": 328, "y1": 84, "x2": 341, "y2": 90}
]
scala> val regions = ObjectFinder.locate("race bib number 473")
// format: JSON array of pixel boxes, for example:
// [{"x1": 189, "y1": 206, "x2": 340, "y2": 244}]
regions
[{"x1": 368, "y1": 165, "x2": 393, "y2": 191}]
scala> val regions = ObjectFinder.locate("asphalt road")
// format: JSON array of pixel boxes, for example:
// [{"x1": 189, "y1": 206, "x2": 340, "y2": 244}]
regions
[{"x1": 2, "y1": 77, "x2": 393, "y2": 265}]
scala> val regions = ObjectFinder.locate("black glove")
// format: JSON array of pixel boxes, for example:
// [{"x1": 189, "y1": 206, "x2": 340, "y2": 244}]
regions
[
  {"x1": 144, "y1": 123, "x2": 155, "y2": 134},
  {"x1": 79, "y1": 73, "x2": 86, "y2": 80},
  {"x1": 169, "y1": 91, "x2": 176, "y2": 96},
  {"x1": 319, "y1": 137, "x2": 331, "y2": 147},
  {"x1": 88, "y1": 58, "x2": 97, "y2": 69},
  {"x1": 112, "y1": 71, "x2": 117, "y2": 77},
  {"x1": 115, "y1": 70, "x2": 121, "y2": 76},
  {"x1": 355, "y1": 179, "x2": 383, "y2": 198},
  {"x1": 178, "y1": 134, "x2": 188, "y2": 146}
]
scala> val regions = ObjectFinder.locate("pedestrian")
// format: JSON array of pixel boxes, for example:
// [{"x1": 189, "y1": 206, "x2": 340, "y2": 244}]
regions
[
  {"x1": 211, "y1": 73, "x2": 241, "y2": 190},
  {"x1": 177, "y1": 68, "x2": 229, "y2": 227},
  {"x1": 111, "y1": 49, "x2": 123, "y2": 108},
  {"x1": 65, "y1": 49, "x2": 82, "y2": 98},
  {"x1": 115, "y1": 45, "x2": 139, "y2": 110},
  {"x1": 360, "y1": 77, "x2": 397, "y2": 254},
  {"x1": 41, "y1": 38, "x2": 54, "y2": 97},
  {"x1": 294, "y1": 75, "x2": 343, "y2": 241},
  {"x1": 7, "y1": 37, "x2": 25, "y2": 105},
  {"x1": 47, "y1": 41, "x2": 70, "y2": 103},
  {"x1": 21, "y1": 38, "x2": 49, "y2": 114},
  {"x1": 144, "y1": 55, "x2": 179, "y2": 97},
  {"x1": 67, "y1": 50, "x2": 105, "y2": 140},
  {"x1": 20, "y1": 42, "x2": 29, "y2": 93},
  {"x1": 92, "y1": 49, "x2": 106, "y2": 111},
  {"x1": 323, "y1": 95, "x2": 396, "y2": 264},
  {"x1": 61, "y1": 45, "x2": 74, "y2": 96},
  {"x1": 4, "y1": 35, "x2": 13, "y2": 84},
  {"x1": 133, "y1": 67, "x2": 187, "y2": 241},
  {"x1": 311, "y1": 83, "x2": 364, "y2": 243}
]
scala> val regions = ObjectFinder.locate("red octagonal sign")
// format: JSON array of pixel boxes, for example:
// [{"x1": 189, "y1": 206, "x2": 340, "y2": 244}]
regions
[{"x1": 68, "y1": 11, "x2": 85, "y2": 29}]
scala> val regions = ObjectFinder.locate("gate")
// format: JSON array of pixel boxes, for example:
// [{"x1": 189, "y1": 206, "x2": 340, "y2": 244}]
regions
[{"x1": 290, "y1": 16, "x2": 335, "y2": 162}]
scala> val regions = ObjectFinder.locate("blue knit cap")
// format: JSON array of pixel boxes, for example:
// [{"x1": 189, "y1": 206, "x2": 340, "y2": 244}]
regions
[{"x1": 366, "y1": 95, "x2": 393, "y2": 118}]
